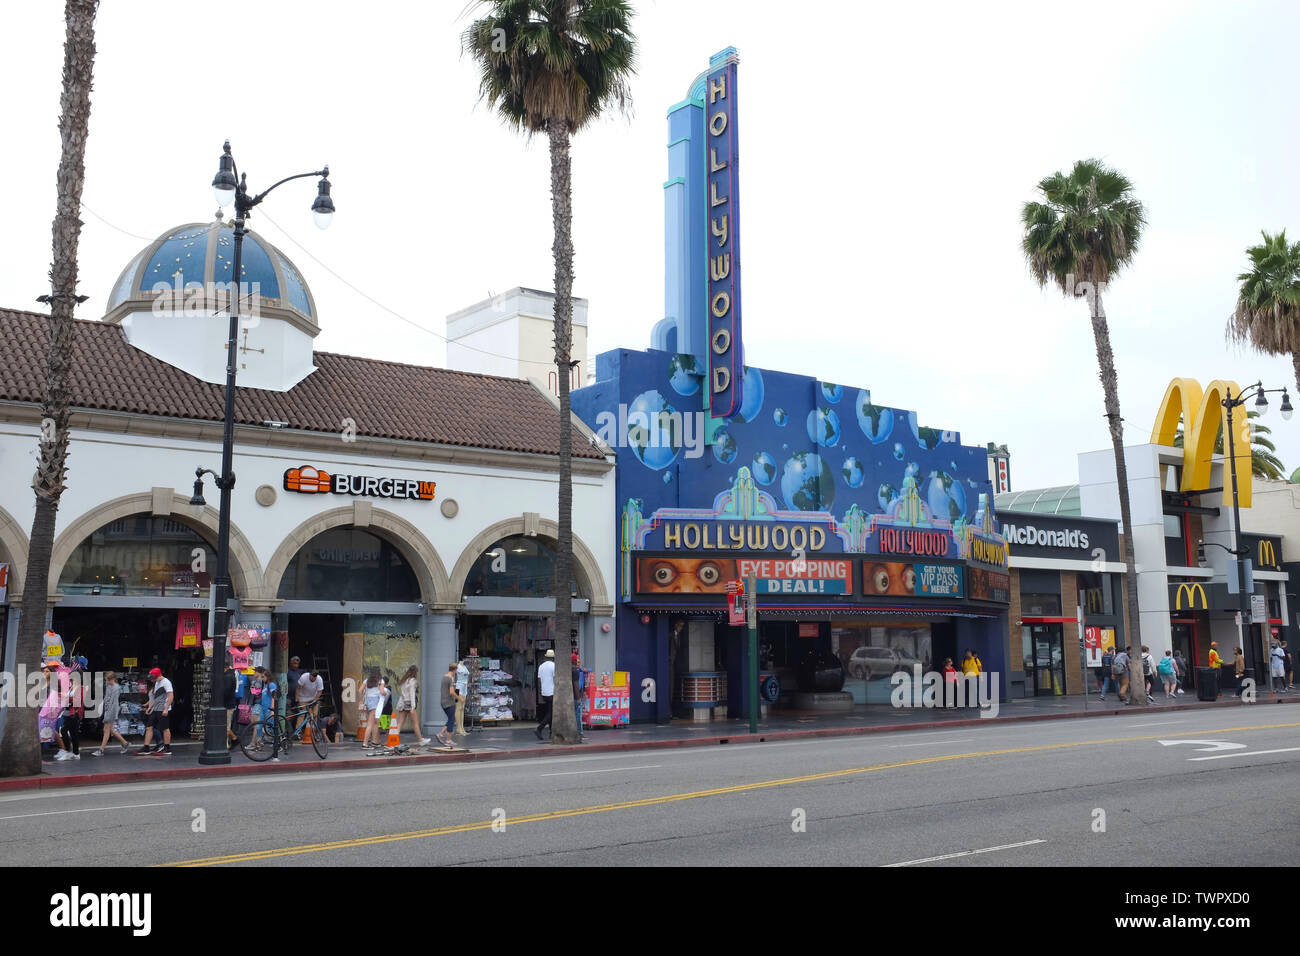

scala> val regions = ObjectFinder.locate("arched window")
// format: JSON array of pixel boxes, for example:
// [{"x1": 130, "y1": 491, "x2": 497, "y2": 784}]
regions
[
  {"x1": 462, "y1": 535, "x2": 577, "y2": 598},
  {"x1": 277, "y1": 527, "x2": 418, "y2": 602},
  {"x1": 58, "y1": 515, "x2": 214, "y2": 596}
]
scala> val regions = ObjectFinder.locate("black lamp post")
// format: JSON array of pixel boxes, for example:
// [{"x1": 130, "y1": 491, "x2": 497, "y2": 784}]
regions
[
  {"x1": 192, "y1": 141, "x2": 333, "y2": 765},
  {"x1": 1201, "y1": 382, "x2": 1292, "y2": 690}
]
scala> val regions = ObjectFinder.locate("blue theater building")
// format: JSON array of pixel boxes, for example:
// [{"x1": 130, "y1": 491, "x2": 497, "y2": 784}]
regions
[{"x1": 572, "y1": 50, "x2": 1010, "y2": 724}]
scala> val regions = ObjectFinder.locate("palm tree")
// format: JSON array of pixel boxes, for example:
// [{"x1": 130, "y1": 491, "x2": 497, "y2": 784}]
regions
[
  {"x1": 1173, "y1": 410, "x2": 1286, "y2": 480},
  {"x1": 463, "y1": 1, "x2": 635, "y2": 744},
  {"x1": 0, "y1": 0, "x2": 97, "y2": 778},
  {"x1": 1021, "y1": 158, "x2": 1148, "y2": 705},
  {"x1": 1227, "y1": 230, "x2": 1300, "y2": 393}
]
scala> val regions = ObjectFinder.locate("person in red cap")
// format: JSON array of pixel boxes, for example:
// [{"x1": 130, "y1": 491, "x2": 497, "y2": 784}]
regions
[{"x1": 135, "y1": 667, "x2": 174, "y2": 756}]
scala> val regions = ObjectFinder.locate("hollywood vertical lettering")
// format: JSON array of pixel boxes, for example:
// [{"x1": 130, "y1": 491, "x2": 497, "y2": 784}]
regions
[{"x1": 706, "y1": 52, "x2": 742, "y2": 418}]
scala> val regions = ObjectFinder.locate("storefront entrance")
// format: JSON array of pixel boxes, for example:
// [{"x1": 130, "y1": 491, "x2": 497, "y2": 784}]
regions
[{"x1": 1022, "y1": 623, "x2": 1065, "y2": 696}]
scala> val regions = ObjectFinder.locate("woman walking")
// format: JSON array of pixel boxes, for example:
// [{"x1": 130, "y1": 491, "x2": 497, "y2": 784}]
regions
[
  {"x1": 438, "y1": 662, "x2": 461, "y2": 748},
  {"x1": 92, "y1": 670, "x2": 130, "y2": 756},
  {"x1": 394, "y1": 665, "x2": 431, "y2": 745},
  {"x1": 1157, "y1": 651, "x2": 1178, "y2": 699},
  {"x1": 362, "y1": 670, "x2": 384, "y2": 749}
]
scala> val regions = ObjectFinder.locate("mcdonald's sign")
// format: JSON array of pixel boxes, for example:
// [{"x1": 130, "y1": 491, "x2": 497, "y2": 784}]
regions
[
  {"x1": 1151, "y1": 378, "x2": 1252, "y2": 508},
  {"x1": 1172, "y1": 582, "x2": 1209, "y2": 611},
  {"x1": 1258, "y1": 539, "x2": 1278, "y2": 570}
]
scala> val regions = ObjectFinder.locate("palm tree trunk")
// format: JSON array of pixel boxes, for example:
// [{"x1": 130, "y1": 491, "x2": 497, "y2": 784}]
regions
[
  {"x1": 0, "y1": 0, "x2": 96, "y2": 778},
  {"x1": 1292, "y1": 351, "x2": 1300, "y2": 405},
  {"x1": 1089, "y1": 291, "x2": 1147, "y2": 707},
  {"x1": 548, "y1": 120, "x2": 577, "y2": 744}
]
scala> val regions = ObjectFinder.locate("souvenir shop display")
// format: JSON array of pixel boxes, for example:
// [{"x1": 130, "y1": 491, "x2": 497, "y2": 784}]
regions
[
  {"x1": 114, "y1": 667, "x2": 148, "y2": 738},
  {"x1": 190, "y1": 657, "x2": 211, "y2": 738},
  {"x1": 461, "y1": 617, "x2": 555, "y2": 720},
  {"x1": 465, "y1": 654, "x2": 516, "y2": 725}
]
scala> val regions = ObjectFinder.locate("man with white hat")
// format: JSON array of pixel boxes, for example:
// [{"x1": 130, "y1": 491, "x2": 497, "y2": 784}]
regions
[{"x1": 535, "y1": 649, "x2": 556, "y2": 740}]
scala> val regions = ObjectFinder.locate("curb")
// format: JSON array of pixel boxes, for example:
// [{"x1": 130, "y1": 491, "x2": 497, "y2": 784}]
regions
[{"x1": 3, "y1": 695, "x2": 1294, "y2": 793}]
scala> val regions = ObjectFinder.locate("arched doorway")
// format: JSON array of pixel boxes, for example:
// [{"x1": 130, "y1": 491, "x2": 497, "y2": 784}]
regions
[
  {"x1": 51, "y1": 514, "x2": 237, "y2": 742},
  {"x1": 276, "y1": 526, "x2": 425, "y2": 729},
  {"x1": 457, "y1": 534, "x2": 587, "y2": 724}
]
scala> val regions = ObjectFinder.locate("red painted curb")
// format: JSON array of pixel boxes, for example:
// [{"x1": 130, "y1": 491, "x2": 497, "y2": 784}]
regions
[{"x1": 1, "y1": 695, "x2": 1292, "y2": 792}]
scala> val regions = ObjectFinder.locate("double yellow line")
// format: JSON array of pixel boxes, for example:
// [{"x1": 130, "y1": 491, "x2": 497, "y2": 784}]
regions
[{"x1": 162, "y1": 720, "x2": 1300, "y2": 866}]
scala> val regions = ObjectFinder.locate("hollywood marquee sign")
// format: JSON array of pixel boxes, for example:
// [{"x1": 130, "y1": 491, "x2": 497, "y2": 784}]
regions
[
  {"x1": 705, "y1": 51, "x2": 742, "y2": 418},
  {"x1": 283, "y1": 465, "x2": 436, "y2": 502}
]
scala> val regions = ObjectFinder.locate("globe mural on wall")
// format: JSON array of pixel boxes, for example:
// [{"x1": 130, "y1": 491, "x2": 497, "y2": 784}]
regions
[
  {"x1": 626, "y1": 389, "x2": 683, "y2": 470},
  {"x1": 806, "y1": 407, "x2": 841, "y2": 448},
  {"x1": 752, "y1": 451, "x2": 778, "y2": 485},
  {"x1": 856, "y1": 389, "x2": 894, "y2": 444},
  {"x1": 734, "y1": 367, "x2": 765, "y2": 422},
  {"x1": 782, "y1": 451, "x2": 834, "y2": 512},
  {"x1": 668, "y1": 353, "x2": 701, "y2": 396}
]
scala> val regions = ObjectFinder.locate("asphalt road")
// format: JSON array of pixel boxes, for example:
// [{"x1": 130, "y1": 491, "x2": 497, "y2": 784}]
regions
[{"x1": 2, "y1": 707, "x2": 1297, "y2": 867}]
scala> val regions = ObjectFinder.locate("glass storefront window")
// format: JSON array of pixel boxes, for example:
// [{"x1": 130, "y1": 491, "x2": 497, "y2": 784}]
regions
[
  {"x1": 1077, "y1": 571, "x2": 1114, "y2": 616},
  {"x1": 832, "y1": 623, "x2": 932, "y2": 679},
  {"x1": 462, "y1": 535, "x2": 577, "y2": 598},
  {"x1": 278, "y1": 527, "x2": 418, "y2": 602},
  {"x1": 1021, "y1": 592, "x2": 1062, "y2": 616},
  {"x1": 58, "y1": 515, "x2": 213, "y2": 596}
]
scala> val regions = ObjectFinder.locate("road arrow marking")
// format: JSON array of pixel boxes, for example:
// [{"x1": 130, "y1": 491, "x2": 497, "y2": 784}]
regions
[
  {"x1": 1188, "y1": 747, "x2": 1300, "y2": 762},
  {"x1": 1158, "y1": 739, "x2": 1246, "y2": 753}
]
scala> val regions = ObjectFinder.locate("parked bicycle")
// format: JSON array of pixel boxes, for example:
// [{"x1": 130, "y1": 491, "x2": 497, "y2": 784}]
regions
[{"x1": 238, "y1": 705, "x2": 328, "y2": 761}]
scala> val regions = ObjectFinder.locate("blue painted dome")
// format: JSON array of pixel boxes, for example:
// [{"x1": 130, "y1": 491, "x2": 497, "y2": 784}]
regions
[{"x1": 106, "y1": 219, "x2": 316, "y2": 325}]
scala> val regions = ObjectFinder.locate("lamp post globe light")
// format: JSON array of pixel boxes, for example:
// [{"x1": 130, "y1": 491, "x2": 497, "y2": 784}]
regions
[
  {"x1": 193, "y1": 141, "x2": 333, "y2": 765},
  {"x1": 1219, "y1": 382, "x2": 1291, "y2": 685}
]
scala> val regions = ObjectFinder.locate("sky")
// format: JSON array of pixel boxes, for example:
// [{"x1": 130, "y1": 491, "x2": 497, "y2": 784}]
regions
[{"x1": 4, "y1": 0, "x2": 1300, "y2": 491}]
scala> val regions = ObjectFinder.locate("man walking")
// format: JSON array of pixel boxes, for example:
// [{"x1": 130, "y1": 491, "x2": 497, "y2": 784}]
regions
[
  {"x1": 535, "y1": 648, "x2": 555, "y2": 740},
  {"x1": 136, "y1": 667, "x2": 173, "y2": 756},
  {"x1": 286, "y1": 656, "x2": 304, "y2": 718},
  {"x1": 1112, "y1": 646, "x2": 1131, "y2": 704},
  {"x1": 1099, "y1": 646, "x2": 1117, "y2": 701},
  {"x1": 571, "y1": 648, "x2": 585, "y2": 743}
]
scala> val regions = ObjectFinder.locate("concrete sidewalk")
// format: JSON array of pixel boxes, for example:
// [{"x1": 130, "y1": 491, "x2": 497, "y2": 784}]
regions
[{"x1": 4, "y1": 689, "x2": 1296, "y2": 792}]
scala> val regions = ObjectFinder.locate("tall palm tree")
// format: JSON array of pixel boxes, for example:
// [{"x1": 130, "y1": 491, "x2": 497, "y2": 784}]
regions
[
  {"x1": 1227, "y1": 230, "x2": 1300, "y2": 393},
  {"x1": 1021, "y1": 158, "x2": 1148, "y2": 705},
  {"x1": 1173, "y1": 410, "x2": 1286, "y2": 481},
  {"x1": 0, "y1": 0, "x2": 97, "y2": 778},
  {"x1": 463, "y1": 1, "x2": 635, "y2": 744}
]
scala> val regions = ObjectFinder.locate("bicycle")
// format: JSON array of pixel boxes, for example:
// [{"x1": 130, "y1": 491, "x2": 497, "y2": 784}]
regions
[{"x1": 238, "y1": 705, "x2": 328, "y2": 761}]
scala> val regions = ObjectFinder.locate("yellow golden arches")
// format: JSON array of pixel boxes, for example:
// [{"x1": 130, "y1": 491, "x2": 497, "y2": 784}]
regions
[{"x1": 1151, "y1": 378, "x2": 1251, "y2": 507}]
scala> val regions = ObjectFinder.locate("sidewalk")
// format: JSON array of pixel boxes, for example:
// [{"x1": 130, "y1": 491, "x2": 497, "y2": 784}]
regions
[{"x1": 4, "y1": 690, "x2": 1296, "y2": 792}]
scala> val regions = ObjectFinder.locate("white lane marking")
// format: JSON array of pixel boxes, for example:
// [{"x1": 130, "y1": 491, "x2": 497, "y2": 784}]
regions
[
  {"x1": 1188, "y1": 747, "x2": 1300, "y2": 762},
  {"x1": 0, "y1": 801, "x2": 173, "y2": 821},
  {"x1": 1158, "y1": 739, "x2": 1246, "y2": 752},
  {"x1": 540, "y1": 764, "x2": 661, "y2": 777},
  {"x1": 885, "y1": 839, "x2": 1046, "y2": 867},
  {"x1": 886, "y1": 740, "x2": 968, "y2": 748},
  {"x1": 1128, "y1": 721, "x2": 1181, "y2": 728}
]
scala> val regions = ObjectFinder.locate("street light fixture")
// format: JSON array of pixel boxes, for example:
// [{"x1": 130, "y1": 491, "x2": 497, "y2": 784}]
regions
[
  {"x1": 1221, "y1": 381, "x2": 1289, "y2": 686},
  {"x1": 194, "y1": 141, "x2": 334, "y2": 766}
]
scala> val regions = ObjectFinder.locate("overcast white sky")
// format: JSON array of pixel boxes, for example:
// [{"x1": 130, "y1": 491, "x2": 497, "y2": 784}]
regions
[{"x1": 4, "y1": 0, "x2": 1300, "y2": 491}]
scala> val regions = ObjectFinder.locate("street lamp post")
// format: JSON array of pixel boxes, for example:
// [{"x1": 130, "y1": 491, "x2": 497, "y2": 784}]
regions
[
  {"x1": 192, "y1": 141, "x2": 333, "y2": 766},
  {"x1": 1210, "y1": 382, "x2": 1292, "y2": 693}
]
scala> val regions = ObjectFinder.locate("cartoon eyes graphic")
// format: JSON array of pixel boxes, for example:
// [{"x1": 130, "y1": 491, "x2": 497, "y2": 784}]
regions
[
  {"x1": 697, "y1": 562, "x2": 721, "y2": 586},
  {"x1": 652, "y1": 563, "x2": 677, "y2": 586},
  {"x1": 870, "y1": 564, "x2": 890, "y2": 593}
]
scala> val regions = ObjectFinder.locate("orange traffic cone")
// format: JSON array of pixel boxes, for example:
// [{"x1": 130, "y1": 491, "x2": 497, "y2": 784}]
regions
[{"x1": 386, "y1": 715, "x2": 401, "y2": 748}]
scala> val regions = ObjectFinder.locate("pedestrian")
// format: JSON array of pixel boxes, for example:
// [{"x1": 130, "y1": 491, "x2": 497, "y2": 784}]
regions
[
  {"x1": 1112, "y1": 646, "x2": 1131, "y2": 703},
  {"x1": 961, "y1": 648, "x2": 982, "y2": 676},
  {"x1": 942, "y1": 657, "x2": 959, "y2": 707},
  {"x1": 1231, "y1": 647, "x2": 1245, "y2": 695},
  {"x1": 361, "y1": 670, "x2": 384, "y2": 749},
  {"x1": 1174, "y1": 649, "x2": 1188, "y2": 695},
  {"x1": 256, "y1": 666, "x2": 278, "y2": 727},
  {"x1": 1207, "y1": 641, "x2": 1223, "y2": 698},
  {"x1": 220, "y1": 655, "x2": 238, "y2": 748},
  {"x1": 1281, "y1": 639, "x2": 1294, "y2": 690},
  {"x1": 454, "y1": 658, "x2": 470, "y2": 736},
  {"x1": 321, "y1": 712, "x2": 343, "y2": 743},
  {"x1": 1098, "y1": 647, "x2": 1117, "y2": 701},
  {"x1": 572, "y1": 649, "x2": 586, "y2": 741},
  {"x1": 1270, "y1": 641, "x2": 1287, "y2": 694},
  {"x1": 92, "y1": 670, "x2": 130, "y2": 756},
  {"x1": 376, "y1": 676, "x2": 393, "y2": 740},
  {"x1": 438, "y1": 661, "x2": 461, "y2": 747},
  {"x1": 394, "y1": 665, "x2": 431, "y2": 745},
  {"x1": 39, "y1": 659, "x2": 66, "y2": 759},
  {"x1": 1140, "y1": 645, "x2": 1155, "y2": 699},
  {"x1": 1157, "y1": 651, "x2": 1178, "y2": 699},
  {"x1": 535, "y1": 648, "x2": 556, "y2": 740},
  {"x1": 135, "y1": 667, "x2": 173, "y2": 756},
  {"x1": 286, "y1": 655, "x2": 304, "y2": 714},
  {"x1": 59, "y1": 657, "x2": 87, "y2": 760}
]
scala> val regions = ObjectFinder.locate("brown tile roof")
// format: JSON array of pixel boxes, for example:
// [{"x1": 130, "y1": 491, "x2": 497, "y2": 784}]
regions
[{"x1": 0, "y1": 308, "x2": 604, "y2": 460}]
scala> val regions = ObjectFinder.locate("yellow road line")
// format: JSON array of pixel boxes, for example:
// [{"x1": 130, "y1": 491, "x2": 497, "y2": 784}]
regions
[{"x1": 162, "y1": 719, "x2": 1300, "y2": 866}]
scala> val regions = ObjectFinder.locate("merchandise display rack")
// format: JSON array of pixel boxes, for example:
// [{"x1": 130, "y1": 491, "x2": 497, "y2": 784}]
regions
[{"x1": 465, "y1": 653, "x2": 515, "y2": 727}]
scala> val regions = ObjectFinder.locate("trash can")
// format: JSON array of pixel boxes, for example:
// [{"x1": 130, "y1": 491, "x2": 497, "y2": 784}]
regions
[{"x1": 1196, "y1": 666, "x2": 1219, "y2": 701}]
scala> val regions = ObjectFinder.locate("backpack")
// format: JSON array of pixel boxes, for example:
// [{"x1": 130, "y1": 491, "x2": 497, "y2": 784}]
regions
[
  {"x1": 1111, "y1": 655, "x2": 1126, "y2": 677},
  {"x1": 1143, "y1": 654, "x2": 1155, "y2": 676},
  {"x1": 1158, "y1": 656, "x2": 1174, "y2": 677}
]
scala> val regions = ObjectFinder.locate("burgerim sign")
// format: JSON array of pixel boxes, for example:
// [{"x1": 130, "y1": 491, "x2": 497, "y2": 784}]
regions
[{"x1": 284, "y1": 465, "x2": 436, "y2": 502}]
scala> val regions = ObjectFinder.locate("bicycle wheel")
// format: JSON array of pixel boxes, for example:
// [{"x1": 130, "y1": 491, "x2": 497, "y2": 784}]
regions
[
  {"x1": 310, "y1": 718, "x2": 329, "y2": 759},
  {"x1": 238, "y1": 719, "x2": 275, "y2": 762}
]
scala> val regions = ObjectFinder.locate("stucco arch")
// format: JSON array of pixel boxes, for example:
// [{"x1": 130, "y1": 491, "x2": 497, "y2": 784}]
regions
[
  {"x1": 263, "y1": 507, "x2": 452, "y2": 606},
  {"x1": 0, "y1": 504, "x2": 30, "y2": 598},
  {"x1": 448, "y1": 518, "x2": 610, "y2": 607},
  {"x1": 49, "y1": 492, "x2": 263, "y2": 599}
]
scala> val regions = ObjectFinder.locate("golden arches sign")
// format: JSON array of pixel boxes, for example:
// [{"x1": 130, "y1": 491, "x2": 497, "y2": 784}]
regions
[
  {"x1": 1174, "y1": 582, "x2": 1208, "y2": 611},
  {"x1": 1151, "y1": 378, "x2": 1252, "y2": 508},
  {"x1": 1258, "y1": 539, "x2": 1278, "y2": 569}
]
